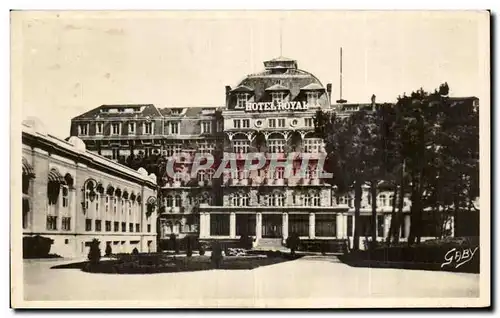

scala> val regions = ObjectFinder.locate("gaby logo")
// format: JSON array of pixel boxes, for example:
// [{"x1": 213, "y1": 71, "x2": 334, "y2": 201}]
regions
[{"x1": 441, "y1": 247, "x2": 479, "y2": 269}]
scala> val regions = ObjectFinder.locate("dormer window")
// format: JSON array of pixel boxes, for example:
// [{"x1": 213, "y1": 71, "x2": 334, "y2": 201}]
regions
[
  {"x1": 169, "y1": 122, "x2": 180, "y2": 135},
  {"x1": 128, "y1": 122, "x2": 136, "y2": 135},
  {"x1": 111, "y1": 123, "x2": 121, "y2": 135},
  {"x1": 236, "y1": 93, "x2": 249, "y2": 109},
  {"x1": 171, "y1": 109, "x2": 183, "y2": 115},
  {"x1": 306, "y1": 92, "x2": 320, "y2": 107},
  {"x1": 144, "y1": 122, "x2": 154, "y2": 134},
  {"x1": 201, "y1": 121, "x2": 212, "y2": 134},
  {"x1": 78, "y1": 124, "x2": 89, "y2": 136},
  {"x1": 95, "y1": 122, "x2": 103, "y2": 135},
  {"x1": 271, "y1": 92, "x2": 285, "y2": 104}
]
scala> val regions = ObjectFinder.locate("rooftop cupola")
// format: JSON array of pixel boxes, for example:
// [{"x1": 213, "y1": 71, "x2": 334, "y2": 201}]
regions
[{"x1": 263, "y1": 56, "x2": 298, "y2": 74}]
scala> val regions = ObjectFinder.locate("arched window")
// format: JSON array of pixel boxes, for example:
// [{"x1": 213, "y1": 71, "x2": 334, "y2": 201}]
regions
[
  {"x1": 105, "y1": 195, "x2": 109, "y2": 213},
  {"x1": 62, "y1": 186, "x2": 69, "y2": 208},
  {"x1": 207, "y1": 169, "x2": 215, "y2": 180},
  {"x1": 312, "y1": 193, "x2": 320, "y2": 206},
  {"x1": 165, "y1": 221, "x2": 173, "y2": 234},
  {"x1": 241, "y1": 194, "x2": 249, "y2": 206},
  {"x1": 174, "y1": 195, "x2": 182, "y2": 207},
  {"x1": 200, "y1": 193, "x2": 212, "y2": 205},
  {"x1": 231, "y1": 194, "x2": 238, "y2": 206},
  {"x1": 379, "y1": 194, "x2": 387, "y2": 207},
  {"x1": 276, "y1": 193, "x2": 285, "y2": 206},
  {"x1": 305, "y1": 166, "x2": 317, "y2": 179},
  {"x1": 273, "y1": 167, "x2": 284, "y2": 180},
  {"x1": 113, "y1": 197, "x2": 117, "y2": 214},
  {"x1": 197, "y1": 170, "x2": 205, "y2": 182},
  {"x1": 389, "y1": 195, "x2": 395, "y2": 207},
  {"x1": 174, "y1": 221, "x2": 182, "y2": 234},
  {"x1": 93, "y1": 191, "x2": 99, "y2": 217},
  {"x1": 166, "y1": 195, "x2": 173, "y2": 207}
]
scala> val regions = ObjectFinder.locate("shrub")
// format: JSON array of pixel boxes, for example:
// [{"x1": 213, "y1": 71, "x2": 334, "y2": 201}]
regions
[
  {"x1": 239, "y1": 234, "x2": 253, "y2": 250},
  {"x1": 23, "y1": 235, "x2": 54, "y2": 258},
  {"x1": 105, "y1": 243, "x2": 112, "y2": 257},
  {"x1": 132, "y1": 247, "x2": 139, "y2": 255},
  {"x1": 321, "y1": 241, "x2": 328, "y2": 255},
  {"x1": 211, "y1": 242, "x2": 223, "y2": 268},
  {"x1": 169, "y1": 233, "x2": 177, "y2": 252},
  {"x1": 199, "y1": 246, "x2": 205, "y2": 256},
  {"x1": 185, "y1": 236, "x2": 196, "y2": 257},
  {"x1": 87, "y1": 239, "x2": 101, "y2": 265},
  {"x1": 286, "y1": 233, "x2": 301, "y2": 256}
]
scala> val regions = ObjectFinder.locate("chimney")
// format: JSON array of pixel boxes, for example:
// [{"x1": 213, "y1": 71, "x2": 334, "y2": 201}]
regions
[{"x1": 327, "y1": 83, "x2": 332, "y2": 101}]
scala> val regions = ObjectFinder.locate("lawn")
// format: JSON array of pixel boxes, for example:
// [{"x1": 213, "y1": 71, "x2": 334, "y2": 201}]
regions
[{"x1": 52, "y1": 251, "x2": 302, "y2": 274}]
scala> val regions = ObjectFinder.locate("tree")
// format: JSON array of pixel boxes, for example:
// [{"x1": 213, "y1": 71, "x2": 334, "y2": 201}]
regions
[
  {"x1": 286, "y1": 232, "x2": 301, "y2": 256},
  {"x1": 87, "y1": 238, "x2": 101, "y2": 265},
  {"x1": 105, "y1": 243, "x2": 112, "y2": 257},
  {"x1": 211, "y1": 241, "x2": 223, "y2": 269},
  {"x1": 315, "y1": 110, "x2": 379, "y2": 250}
]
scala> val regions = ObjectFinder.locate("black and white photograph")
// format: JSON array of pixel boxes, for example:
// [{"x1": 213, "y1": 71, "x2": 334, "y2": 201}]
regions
[{"x1": 10, "y1": 10, "x2": 490, "y2": 308}]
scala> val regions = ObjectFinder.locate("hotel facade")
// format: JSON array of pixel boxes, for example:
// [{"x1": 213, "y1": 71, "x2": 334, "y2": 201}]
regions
[
  {"x1": 22, "y1": 118, "x2": 158, "y2": 258},
  {"x1": 70, "y1": 57, "x2": 475, "y2": 250}
]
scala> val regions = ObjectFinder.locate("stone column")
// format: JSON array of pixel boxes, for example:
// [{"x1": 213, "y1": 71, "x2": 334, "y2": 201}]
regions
[
  {"x1": 230, "y1": 212, "x2": 236, "y2": 238},
  {"x1": 282, "y1": 213, "x2": 289, "y2": 241},
  {"x1": 383, "y1": 214, "x2": 392, "y2": 238},
  {"x1": 205, "y1": 213, "x2": 211, "y2": 238},
  {"x1": 199, "y1": 213, "x2": 207, "y2": 238},
  {"x1": 256, "y1": 213, "x2": 262, "y2": 239},
  {"x1": 309, "y1": 213, "x2": 315, "y2": 239},
  {"x1": 336, "y1": 213, "x2": 344, "y2": 238}
]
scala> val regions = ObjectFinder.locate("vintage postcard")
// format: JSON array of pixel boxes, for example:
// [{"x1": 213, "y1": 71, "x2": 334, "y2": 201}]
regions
[{"x1": 10, "y1": 10, "x2": 490, "y2": 308}]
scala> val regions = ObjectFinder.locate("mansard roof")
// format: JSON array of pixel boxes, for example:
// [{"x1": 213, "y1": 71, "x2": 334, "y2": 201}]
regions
[{"x1": 72, "y1": 104, "x2": 162, "y2": 120}]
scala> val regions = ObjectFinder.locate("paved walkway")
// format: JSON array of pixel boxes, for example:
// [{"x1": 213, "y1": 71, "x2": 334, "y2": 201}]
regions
[{"x1": 22, "y1": 256, "x2": 479, "y2": 306}]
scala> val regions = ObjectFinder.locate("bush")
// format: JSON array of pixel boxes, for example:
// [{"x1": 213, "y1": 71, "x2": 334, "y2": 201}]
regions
[
  {"x1": 87, "y1": 239, "x2": 101, "y2": 265},
  {"x1": 105, "y1": 243, "x2": 112, "y2": 257},
  {"x1": 23, "y1": 235, "x2": 54, "y2": 258},
  {"x1": 199, "y1": 246, "x2": 205, "y2": 256},
  {"x1": 286, "y1": 233, "x2": 301, "y2": 255},
  {"x1": 185, "y1": 236, "x2": 196, "y2": 257},
  {"x1": 169, "y1": 234, "x2": 177, "y2": 253},
  {"x1": 211, "y1": 242, "x2": 223, "y2": 268},
  {"x1": 239, "y1": 234, "x2": 253, "y2": 250},
  {"x1": 132, "y1": 247, "x2": 139, "y2": 255}
]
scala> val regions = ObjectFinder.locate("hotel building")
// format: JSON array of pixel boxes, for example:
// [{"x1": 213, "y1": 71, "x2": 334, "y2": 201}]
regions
[
  {"x1": 70, "y1": 57, "x2": 478, "y2": 250},
  {"x1": 22, "y1": 118, "x2": 158, "y2": 258}
]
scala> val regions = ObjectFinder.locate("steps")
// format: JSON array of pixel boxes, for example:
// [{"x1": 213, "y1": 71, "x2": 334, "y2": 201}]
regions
[{"x1": 254, "y1": 238, "x2": 288, "y2": 251}]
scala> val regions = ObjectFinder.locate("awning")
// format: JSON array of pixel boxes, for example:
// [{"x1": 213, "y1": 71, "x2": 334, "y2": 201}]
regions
[
  {"x1": 47, "y1": 168, "x2": 64, "y2": 184},
  {"x1": 22, "y1": 158, "x2": 35, "y2": 178}
]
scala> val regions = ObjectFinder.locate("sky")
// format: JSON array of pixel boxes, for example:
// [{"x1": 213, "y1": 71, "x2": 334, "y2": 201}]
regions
[{"x1": 14, "y1": 11, "x2": 488, "y2": 139}]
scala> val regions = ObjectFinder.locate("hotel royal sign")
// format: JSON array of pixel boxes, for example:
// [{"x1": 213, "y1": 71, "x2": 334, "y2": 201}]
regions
[{"x1": 245, "y1": 101, "x2": 317, "y2": 112}]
